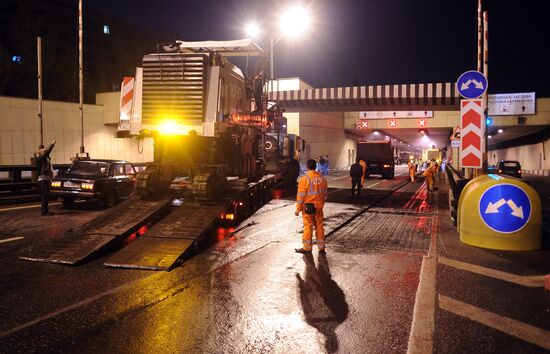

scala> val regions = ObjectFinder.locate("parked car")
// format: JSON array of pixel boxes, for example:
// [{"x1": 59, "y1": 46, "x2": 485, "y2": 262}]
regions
[
  {"x1": 51, "y1": 159, "x2": 136, "y2": 207},
  {"x1": 496, "y1": 160, "x2": 522, "y2": 178}
]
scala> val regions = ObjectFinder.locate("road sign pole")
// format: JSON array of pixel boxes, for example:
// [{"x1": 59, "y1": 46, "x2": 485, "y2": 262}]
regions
[
  {"x1": 476, "y1": 0, "x2": 482, "y2": 72},
  {"x1": 482, "y1": 11, "x2": 489, "y2": 174}
]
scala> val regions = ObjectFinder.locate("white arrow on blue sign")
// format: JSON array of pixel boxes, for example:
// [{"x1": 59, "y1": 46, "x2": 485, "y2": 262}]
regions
[
  {"x1": 479, "y1": 184, "x2": 531, "y2": 233},
  {"x1": 457, "y1": 70, "x2": 488, "y2": 99}
]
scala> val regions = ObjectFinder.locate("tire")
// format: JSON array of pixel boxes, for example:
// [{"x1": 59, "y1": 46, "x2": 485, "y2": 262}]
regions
[
  {"x1": 62, "y1": 197, "x2": 75, "y2": 207},
  {"x1": 104, "y1": 190, "x2": 118, "y2": 208}
]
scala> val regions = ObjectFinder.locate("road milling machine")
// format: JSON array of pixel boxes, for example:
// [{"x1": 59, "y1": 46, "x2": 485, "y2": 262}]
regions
[{"x1": 123, "y1": 39, "x2": 305, "y2": 200}]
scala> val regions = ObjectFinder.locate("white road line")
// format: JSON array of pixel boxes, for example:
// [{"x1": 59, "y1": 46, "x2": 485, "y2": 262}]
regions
[
  {"x1": 407, "y1": 194, "x2": 439, "y2": 354},
  {"x1": 367, "y1": 181, "x2": 383, "y2": 188},
  {"x1": 0, "y1": 237, "x2": 24, "y2": 244},
  {"x1": 0, "y1": 202, "x2": 61, "y2": 213},
  {"x1": 438, "y1": 256, "x2": 546, "y2": 288},
  {"x1": 332, "y1": 175, "x2": 349, "y2": 180},
  {"x1": 439, "y1": 295, "x2": 550, "y2": 350}
]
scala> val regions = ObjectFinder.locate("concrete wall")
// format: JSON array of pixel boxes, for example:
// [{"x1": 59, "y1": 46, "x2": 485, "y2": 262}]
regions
[
  {"x1": 490, "y1": 138, "x2": 550, "y2": 175},
  {"x1": 298, "y1": 111, "x2": 356, "y2": 170},
  {"x1": 0, "y1": 95, "x2": 154, "y2": 165}
]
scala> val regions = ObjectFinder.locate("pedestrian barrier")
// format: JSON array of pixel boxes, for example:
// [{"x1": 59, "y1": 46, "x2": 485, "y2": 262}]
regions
[{"x1": 458, "y1": 174, "x2": 542, "y2": 251}]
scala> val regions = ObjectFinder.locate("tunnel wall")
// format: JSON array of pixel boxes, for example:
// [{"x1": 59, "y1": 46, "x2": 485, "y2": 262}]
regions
[
  {"x1": 297, "y1": 111, "x2": 356, "y2": 170},
  {"x1": 490, "y1": 138, "x2": 550, "y2": 176},
  {"x1": 0, "y1": 95, "x2": 154, "y2": 165}
]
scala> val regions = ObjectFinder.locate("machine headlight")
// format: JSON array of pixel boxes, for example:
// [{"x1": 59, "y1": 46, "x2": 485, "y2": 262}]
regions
[
  {"x1": 51, "y1": 181, "x2": 61, "y2": 188},
  {"x1": 81, "y1": 182, "x2": 94, "y2": 190}
]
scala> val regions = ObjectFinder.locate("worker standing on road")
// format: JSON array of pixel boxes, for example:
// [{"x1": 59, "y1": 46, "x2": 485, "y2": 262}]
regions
[
  {"x1": 350, "y1": 157, "x2": 364, "y2": 197},
  {"x1": 423, "y1": 160, "x2": 436, "y2": 192},
  {"x1": 36, "y1": 140, "x2": 56, "y2": 215},
  {"x1": 359, "y1": 157, "x2": 367, "y2": 187},
  {"x1": 408, "y1": 159, "x2": 417, "y2": 182},
  {"x1": 295, "y1": 159, "x2": 328, "y2": 254}
]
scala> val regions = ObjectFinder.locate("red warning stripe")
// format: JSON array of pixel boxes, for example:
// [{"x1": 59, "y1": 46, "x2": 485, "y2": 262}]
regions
[
  {"x1": 462, "y1": 110, "x2": 481, "y2": 129},
  {"x1": 462, "y1": 131, "x2": 481, "y2": 150},
  {"x1": 462, "y1": 153, "x2": 481, "y2": 166},
  {"x1": 461, "y1": 100, "x2": 482, "y2": 108}
]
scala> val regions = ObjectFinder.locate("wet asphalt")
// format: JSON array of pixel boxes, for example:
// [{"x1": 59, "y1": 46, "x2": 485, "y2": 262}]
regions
[{"x1": 0, "y1": 166, "x2": 548, "y2": 353}]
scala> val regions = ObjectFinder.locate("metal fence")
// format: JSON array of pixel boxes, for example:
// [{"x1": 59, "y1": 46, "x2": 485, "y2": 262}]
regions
[{"x1": 0, "y1": 162, "x2": 149, "y2": 201}]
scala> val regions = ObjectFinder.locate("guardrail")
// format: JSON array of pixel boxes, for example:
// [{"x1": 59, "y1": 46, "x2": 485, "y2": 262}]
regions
[
  {"x1": 445, "y1": 164, "x2": 470, "y2": 226},
  {"x1": 0, "y1": 162, "x2": 149, "y2": 201},
  {"x1": 0, "y1": 164, "x2": 71, "y2": 194}
]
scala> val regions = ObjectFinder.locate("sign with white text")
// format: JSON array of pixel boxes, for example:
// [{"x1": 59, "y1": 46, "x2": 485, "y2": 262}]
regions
[{"x1": 359, "y1": 111, "x2": 433, "y2": 119}]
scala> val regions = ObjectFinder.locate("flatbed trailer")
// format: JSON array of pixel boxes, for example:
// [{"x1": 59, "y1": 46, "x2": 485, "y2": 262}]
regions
[
  {"x1": 19, "y1": 174, "x2": 283, "y2": 269},
  {"x1": 19, "y1": 196, "x2": 171, "y2": 265},
  {"x1": 105, "y1": 174, "x2": 282, "y2": 270}
]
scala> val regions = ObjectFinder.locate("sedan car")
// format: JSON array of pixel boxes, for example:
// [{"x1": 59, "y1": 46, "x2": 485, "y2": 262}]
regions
[
  {"x1": 51, "y1": 159, "x2": 136, "y2": 207},
  {"x1": 496, "y1": 160, "x2": 522, "y2": 178}
]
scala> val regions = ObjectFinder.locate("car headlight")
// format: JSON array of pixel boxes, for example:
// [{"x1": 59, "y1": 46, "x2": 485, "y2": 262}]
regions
[
  {"x1": 81, "y1": 182, "x2": 94, "y2": 190},
  {"x1": 51, "y1": 181, "x2": 61, "y2": 188}
]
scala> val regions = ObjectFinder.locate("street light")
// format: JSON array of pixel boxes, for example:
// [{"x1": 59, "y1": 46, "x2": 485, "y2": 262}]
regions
[{"x1": 244, "y1": 5, "x2": 311, "y2": 81}]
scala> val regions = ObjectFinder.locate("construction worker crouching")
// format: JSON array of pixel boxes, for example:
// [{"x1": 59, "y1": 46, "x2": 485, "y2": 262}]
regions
[{"x1": 295, "y1": 159, "x2": 328, "y2": 254}]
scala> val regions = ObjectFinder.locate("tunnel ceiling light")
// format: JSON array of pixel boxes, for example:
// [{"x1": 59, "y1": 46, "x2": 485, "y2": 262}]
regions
[{"x1": 498, "y1": 128, "x2": 504, "y2": 133}]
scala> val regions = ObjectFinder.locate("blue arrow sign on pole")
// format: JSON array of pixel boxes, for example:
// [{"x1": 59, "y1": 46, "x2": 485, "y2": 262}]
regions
[
  {"x1": 457, "y1": 70, "x2": 488, "y2": 99},
  {"x1": 479, "y1": 184, "x2": 531, "y2": 233}
]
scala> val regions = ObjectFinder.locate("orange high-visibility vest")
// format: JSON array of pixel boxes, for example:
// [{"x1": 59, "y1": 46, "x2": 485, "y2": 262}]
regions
[{"x1": 296, "y1": 170, "x2": 328, "y2": 212}]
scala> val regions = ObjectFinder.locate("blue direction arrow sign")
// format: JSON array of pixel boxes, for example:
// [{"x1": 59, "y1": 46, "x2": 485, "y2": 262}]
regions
[
  {"x1": 479, "y1": 184, "x2": 531, "y2": 233},
  {"x1": 457, "y1": 70, "x2": 488, "y2": 99}
]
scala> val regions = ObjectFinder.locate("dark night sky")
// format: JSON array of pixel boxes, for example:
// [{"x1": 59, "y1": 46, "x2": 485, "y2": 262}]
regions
[{"x1": 90, "y1": 0, "x2": 549, "y2": 96}]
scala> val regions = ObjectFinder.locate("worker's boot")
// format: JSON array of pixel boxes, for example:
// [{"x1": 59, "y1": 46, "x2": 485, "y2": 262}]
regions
[{"x1": 295, "y1": 248, "x2": 312, "y2": 254}]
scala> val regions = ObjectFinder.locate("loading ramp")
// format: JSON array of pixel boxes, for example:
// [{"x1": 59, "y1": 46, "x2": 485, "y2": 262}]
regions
[
  {"x1": 104, "y1": 203, "x2": 224, "y2": 270},
  {"x1": 19, "y1": 196, "x2": 171, "y2": 265}
]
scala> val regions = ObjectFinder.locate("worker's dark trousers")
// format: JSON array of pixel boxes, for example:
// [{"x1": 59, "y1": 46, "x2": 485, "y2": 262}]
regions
[
  {"x1": 351, "y1": 177, "x2": 362, "y2": 196},
  {"x1": 39, "y1": 180, "x2": 51, "y2": 214}
]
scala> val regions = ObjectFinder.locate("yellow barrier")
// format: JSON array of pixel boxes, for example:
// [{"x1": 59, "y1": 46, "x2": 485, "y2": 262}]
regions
[{"x1": 458, "y1": 174, "x2": 542, "y2": 251}]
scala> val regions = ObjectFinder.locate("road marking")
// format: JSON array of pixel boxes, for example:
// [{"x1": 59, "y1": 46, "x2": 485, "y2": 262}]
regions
[
  {"x1": 439, "y1": 295, "x2": 550, "y2": 350},
  {"x1": 0, "y1": 237, "x2": 24, "y2": 244},
  {"x1": 0, "y1": 202, "x2": 61, "y2": 213},
  {"x1": 407, "y1": 192, "x2": 439, "y2": 354},
  {"x1": 367, "y1": 181, "x2": 383, "y2": 188},
  {"x1": 332, "y1": 175, "x2": 349, "y2": 180},
  {"x1": 438, "y1": 256, "x2": 546, "y2": 288}
]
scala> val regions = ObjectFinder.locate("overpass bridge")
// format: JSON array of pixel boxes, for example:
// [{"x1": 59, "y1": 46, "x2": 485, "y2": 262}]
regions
[{"x1": 267, "y1": 79, "x2": 550, "y2": 173}]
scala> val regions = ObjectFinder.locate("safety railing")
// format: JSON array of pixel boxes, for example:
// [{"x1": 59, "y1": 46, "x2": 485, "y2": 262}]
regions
[
  {"x1": 445, "y1": 164, "x2": 470, "y2": 226},
  {"x1": 0, "y1": 162, "x2": 149, "y2": 201}
]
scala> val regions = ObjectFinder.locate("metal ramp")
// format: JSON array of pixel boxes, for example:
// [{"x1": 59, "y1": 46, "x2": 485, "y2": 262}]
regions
[
  {"x1": 19, "y1": 196, "x2": 171, "y2": 265},
  {"x1": 104, "y1": 203, "x2": 224, "y2": 271}
]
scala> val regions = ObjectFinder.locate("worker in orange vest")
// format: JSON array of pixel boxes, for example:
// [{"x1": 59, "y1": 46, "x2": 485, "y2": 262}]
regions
[
  {"x1": 408, "y1": 159, "x2": 417, "y2": 182},
  {"x1": 359, "y1": 157, "x2": 367, "y2": 187},
  {"x1": 423, "y1": 160, "x2": 437, "y2": 191},
  {"x1": 295, "y1": 159, "x2": 328, "y2": 254}
]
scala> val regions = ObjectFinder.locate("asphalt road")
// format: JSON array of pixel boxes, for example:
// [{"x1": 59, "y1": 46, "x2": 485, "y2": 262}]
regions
[{"x1": 0, "y1": 166, "x2": 548, "y2": 353}]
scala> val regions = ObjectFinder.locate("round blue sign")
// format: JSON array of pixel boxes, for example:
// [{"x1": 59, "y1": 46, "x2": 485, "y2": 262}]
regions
[
  {"x1": 457, "y1": 70, "x2": 488, "y2": 99},
  {"x1": 479, "y1": 184, "x2": 531, "y2": 233}
]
